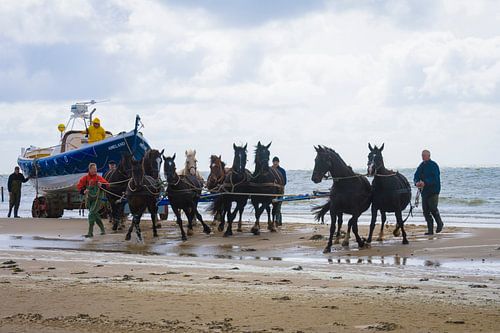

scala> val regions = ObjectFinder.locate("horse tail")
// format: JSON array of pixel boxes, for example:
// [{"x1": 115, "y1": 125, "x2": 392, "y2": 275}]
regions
[
  {"x1": 207, "y1": 194, "x2": 223, "y2": 216},
  {"x1": 312, "y1": 199, "x2": 331, "y2": 222}
]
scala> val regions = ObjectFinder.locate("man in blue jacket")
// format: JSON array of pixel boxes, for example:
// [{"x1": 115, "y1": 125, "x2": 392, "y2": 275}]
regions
[{"x1": 414, "y1": 150, "x2": 443, "y2": 235}]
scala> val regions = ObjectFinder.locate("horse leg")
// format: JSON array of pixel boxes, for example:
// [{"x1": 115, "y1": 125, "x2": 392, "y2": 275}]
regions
[
  {"x1": 149, "y1": 202, "x2": 158, "y2": 238},
  {"x1": 323, "y1": 212, "x2": 337, "y2": 253},
  {"x1": 186, "y1": 207, "x2": 194, "y2": 236},
  {"x1": 377, "y1": 211, "x2": 388, "y2": 241},
  {"x1": 342, "y1": 220, "x2": 352, "y2": 247},
  {"x1": 196, "y1": 208, "x2": 211, "y2": 235},
  {"x1": 225, "y1": 206, "x2": 237, "y2": 237},
  {"x1": 251, "y1": 201, "x2": 263, "y2": 235},
  {"x1": 395, "y1": 210, "x2": 408, "y2": 245},
  {"x1": 334, "y1": 212, "x2": 343, "y2": 244},
  {"x1": 267, "y1": 203, "x2": 276, "y2": 232},
  {"x1": 218, "y1": 201, "x2": 228, "y2": 232},
  {"x1": 125, "y1": 210, "x2": 135, "y2": 241},
  {"x1": 366, "y1": 206, "x2": 378, "y2": 244},
  {"x1": 173, "y1": 207, "x2": 187, "y2": 241},
  {"x1": 133, "y1": 214, "x2": 143, "y2": 243},
  {"x1": 350, "y1": 216, "x2": 365, "y2": 248},
  {"x1": 237, "y1": 202, "x2": 244, "y2": 232},
  {"x1": 392, "y1": 210, "x2": 401, "y2": 237}
]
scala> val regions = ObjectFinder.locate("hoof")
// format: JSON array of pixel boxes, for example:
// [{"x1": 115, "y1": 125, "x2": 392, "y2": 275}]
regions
[
  {"x1": 224, "y1": 230, "x2": 233, "y2": 237},
  {"x1": 125, "y1": 234, "x2": 131, "y2": 241},
  {"x1": 402, "y1": 239, "x2": 409, "y2": 245},
  {"x1": 393, "y1": 229, "x2": 401, "y2": 237},
  {"x1": 341, "y1": 241, "x2": 349, "y2": 247},
  {"x1": 153, "y1": 232, "x2": 158, "y2": 238},
  {"x1": 181, "y1": 235, "x2": 187, "y2": 241},
  {"x1": 333, "y1": 238, "x2": 340, "y2": 245},
  {"x1": 251, "y1": 227, "x2": 260, "y2": 235},
  {"x1": 237, "y1": 227, "x2": 243, "y2": 232},
  {"x1": 217, "y1": 223, "x2": 225, "y2": 232},
  {"x1": 376, "y1": 237, "x2": 383, "y2": 242},
  {"x1": 112, "y1": 224, "x2": 118, "y2": 231},
  {"x1": 362, "y1": 243, "x2": 372, "y2": 249},
  {"x1": 323, "y1": 247, "x2": 332, "y2": 254},
  {"x1": 156, "y1": 223, "x2": 162, "y2": 229},
  {"x1": 203, "y1": 227, "x2": 212, "y2": 235},
  {"x1": 187, "y1": 228, "x2": 194, "y2": 236}
]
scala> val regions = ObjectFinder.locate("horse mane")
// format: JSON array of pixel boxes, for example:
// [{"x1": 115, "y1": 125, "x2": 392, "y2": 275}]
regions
[{"x1": 320, "y1": 146, "x2": 355, "y2": 175}]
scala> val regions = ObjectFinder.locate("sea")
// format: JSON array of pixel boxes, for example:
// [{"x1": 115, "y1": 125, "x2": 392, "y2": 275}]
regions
[{"x1": 1, "y1": 167, "x2": 499, "y2": 228}]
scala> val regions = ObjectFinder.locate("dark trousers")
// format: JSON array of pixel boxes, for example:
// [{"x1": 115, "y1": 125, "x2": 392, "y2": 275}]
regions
[
  {"x1": 422, "y1": 194, "x2": 443, "y2": 233},
  {"x1": 8, "y1": 191, "x2": 21, "y2": 217}
]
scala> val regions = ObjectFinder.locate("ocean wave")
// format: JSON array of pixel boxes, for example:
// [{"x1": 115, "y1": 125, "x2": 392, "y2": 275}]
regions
[{"x1": 440, "y1": 197, "x2": 488, "y2": 206}]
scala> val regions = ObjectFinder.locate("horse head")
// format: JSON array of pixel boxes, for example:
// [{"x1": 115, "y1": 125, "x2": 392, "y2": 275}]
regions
[
  {"x1": 207, "y1": 155, "x2": 225, "y2": 189},
  {"x1": 367, "y1": 143, "x2": 385, "y2": 176},
  {"x1": 311, "y1": 145, "x2": 332, "y2": 183},
  {"x1": 131, "y1": 158, "x2": 144, "y2": 187},
  {"x1": 163, "y1": 153, "x2": 178, "y2": 183},
  {"x1": 143, "y1": 149, "x2": 164, "y2": 179},
  {"x1": 184, "y1": 149, "x2": 198, "y2": 176},
  {"x1": 119, "y1": 153, "x2": 134, "y2": 176},
  {"x1": 254, "y1": 141, "x2": 271, "y2": 172},
  {"x1": 232, "y1": 143, "x2": 248, "y2": 173}
]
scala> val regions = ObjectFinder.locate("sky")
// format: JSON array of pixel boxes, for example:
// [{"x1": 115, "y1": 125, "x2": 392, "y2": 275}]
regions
[{"x1": 1, "y1": 0, "x2": 499, "y2": 173}]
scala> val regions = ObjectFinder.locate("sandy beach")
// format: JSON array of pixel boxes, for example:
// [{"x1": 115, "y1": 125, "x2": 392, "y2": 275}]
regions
[{"x1": 0, "y1": 217, "x2": 499, "y2": 333}]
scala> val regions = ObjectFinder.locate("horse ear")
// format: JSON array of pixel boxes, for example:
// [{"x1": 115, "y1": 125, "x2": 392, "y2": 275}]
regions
[
  {"x1": 314, "y1": 145, "x2": 319, "y2": 152},
  {"x1": 233, "y1": 143, "x2": 237, "y2": 150},
  {"x1": 185, "y1": 150, "x2": 188, "y2": 156},
  {"x1": 162, "y1": 155, "x2": 167, "y2": 161},
  {"x1": 160, "y1": 149, "x2": 164, "y2": 155},
  {"x1": 172, "y1": 153, "x2": 176, "y2": 160},
  {"x1": 219, "y1": 155, "x2": 221, "y2": 159},
  {"x1": 368, "y1": 143, "x2": 373, "y2": 151},
  {"x1": 257, "y1": 141, "x2": 262, "y2": 147},
  {"x1": 266, "y1": 142, "x2": 272, "y2": 149},
  {"x1": 243, "y1": 143, "x2": 247, "y2": 150},
  {"x1": 194, "y1": 149, "x2": 196, "y2": 155},
  {"x1": 380, "y1": 143, "x2": 384, "y2": 151}
]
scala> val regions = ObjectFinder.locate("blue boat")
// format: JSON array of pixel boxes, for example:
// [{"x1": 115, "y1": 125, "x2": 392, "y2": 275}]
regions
[{"x1": 17, "y1": 101, "x2": 152, "y2": 217}]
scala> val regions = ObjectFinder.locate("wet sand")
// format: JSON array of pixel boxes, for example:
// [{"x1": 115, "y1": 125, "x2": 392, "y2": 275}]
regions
[{"x1": 0, "y1": 217, "x2": 499, "y2": 332}]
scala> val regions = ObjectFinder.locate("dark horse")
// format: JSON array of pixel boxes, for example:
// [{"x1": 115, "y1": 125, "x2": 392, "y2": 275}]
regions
[
  {"x1": 206, "y1": 155, "x2": 226, "y2": 224},
  {"x1": 367, "y1": 143, "x2": 412, "y2": 245},
  {"x1": 249, "y1": 142, "x2": 285, "y2": 235},
  {"x1": 142, "y1": 149, "x2": 164, "y2": 180},
  {"x1": 209, "y1": 144, "x2": 251, "y2": 237},
  {"x1": 311, "y1": 146, "x2": 371, "y2": 252},
  {"x1": 163, "y1": 154, "x2": 211, "y2": 241},
  {"x1": 125, "y1": 158, "x2": 162, "y2": 242},
  {"x1": 104, "y1": 153, "x2": 133, "y2": 231}
]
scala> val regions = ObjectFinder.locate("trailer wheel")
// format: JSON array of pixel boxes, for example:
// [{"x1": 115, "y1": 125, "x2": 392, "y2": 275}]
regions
[{"x1": 32, "y1": 197, "x2": 48, "y2": 218}]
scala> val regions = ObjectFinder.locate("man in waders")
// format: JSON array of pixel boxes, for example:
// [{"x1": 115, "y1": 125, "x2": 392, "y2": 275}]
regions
[
  {"x1": 77, "y1": 163, "x2": 109, "y2": 238},
  {"x1": 7, "y1": 166, "x2": 30, "y2": 218},
  {"x1": 272, "y1": 156, "x2": 287, "y2": 226}
]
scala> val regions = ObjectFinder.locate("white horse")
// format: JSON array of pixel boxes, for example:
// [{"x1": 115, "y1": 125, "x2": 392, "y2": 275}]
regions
[{"x1": 178, "y1": 149, "x2": 204, "y2": 183}]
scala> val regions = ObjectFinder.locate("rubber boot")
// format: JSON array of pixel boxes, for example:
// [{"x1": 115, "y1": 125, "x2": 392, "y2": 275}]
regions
[
  {"x1": 96, "y1": 218, "x2": 106, "y2": 235},
  {"x1": 424, "y1": 219, "x2": 433, "y2": 235}
]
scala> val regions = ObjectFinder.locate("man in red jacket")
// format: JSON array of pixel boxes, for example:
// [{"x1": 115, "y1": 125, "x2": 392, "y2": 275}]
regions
[{"x1": 77, "y1": 163, "x2": 109, "y2": 238}]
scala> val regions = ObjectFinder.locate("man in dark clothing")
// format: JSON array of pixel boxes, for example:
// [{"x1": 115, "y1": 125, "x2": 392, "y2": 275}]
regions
[
  {"x1": 272, "y1": 156, "x2": 287, "y2": 226},
  {"x1": 414, "y1": 150, "x2": 443, "y2": 235},
  {"x1": 7, "y1": 166, "x2": 30, "y2": 218}
]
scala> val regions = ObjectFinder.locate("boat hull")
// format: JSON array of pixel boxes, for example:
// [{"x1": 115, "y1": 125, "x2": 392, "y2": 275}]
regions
[{"x1": 17, "y1": 130, "x2": 151, "y2": 194}]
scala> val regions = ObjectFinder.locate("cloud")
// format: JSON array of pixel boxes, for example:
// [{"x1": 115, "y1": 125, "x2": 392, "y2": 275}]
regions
[{"x1": 0, "y1": 0, "x2": 500, "y2": 173}]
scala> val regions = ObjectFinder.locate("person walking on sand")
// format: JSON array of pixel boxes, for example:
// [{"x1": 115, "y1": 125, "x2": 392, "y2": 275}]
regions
[
  {"x1": 414, "y1": 149, "x2": 444, "y2": 235},
  {"x1": 77, "y1": 163, "x2": 109, "y2": 238},
  {"x1": 272, "y1": 156, "x2": 287, "y2": 226},
  {"x1": 7, "y1": 166, "x2": 30, "y2": 218}
]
